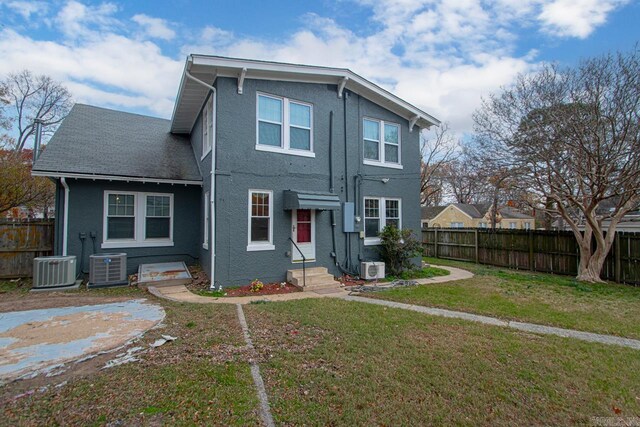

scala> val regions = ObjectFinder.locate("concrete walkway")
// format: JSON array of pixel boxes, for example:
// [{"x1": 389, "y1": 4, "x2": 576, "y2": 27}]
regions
[
  {"x1": 147, "y1": 265, "x2": 472, "y2": 305},
  {"x1": 340, "y1": 295, "x2": 640, "y2": 350},
  {"x1": 147, "y1": 284, "x2": 350, "y2": 304}
]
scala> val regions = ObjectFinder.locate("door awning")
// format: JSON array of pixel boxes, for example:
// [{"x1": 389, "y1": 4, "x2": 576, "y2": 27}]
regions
[{"x1": 283, "y1": 190, "x2": 341, "y2": 210}]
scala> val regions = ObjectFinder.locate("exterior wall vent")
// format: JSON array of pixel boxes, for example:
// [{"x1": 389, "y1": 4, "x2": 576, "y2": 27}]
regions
[
  {"x1": 89, "y1": 253, "x2": 128, "y2": 288},
  {"x1": 33, "y1": 256, "x2": 77, "y2": 289},
  {"x1": 361, "y1": 262, "x2": 385, "y2": 280}
]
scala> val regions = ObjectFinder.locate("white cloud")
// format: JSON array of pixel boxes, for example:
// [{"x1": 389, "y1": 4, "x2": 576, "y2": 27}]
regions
[
  {"x1": 4, "y1": 0, "x2": 48, "y2": 19},
  {"x1": 538, "y1": 0, "x2": 628, "y2": 38},
  {"x1": 54, "y1": 1, "x2": 120, "y2": 39},
  {"x1": 0, "y1": 0, "x2": 631, "y2": 134},
  {"x1": 132, "y1": 14, "x2": 175, "y2": 41},
  {"x1": 0, "y1": 29, "x2": 181, "y2": 116}
]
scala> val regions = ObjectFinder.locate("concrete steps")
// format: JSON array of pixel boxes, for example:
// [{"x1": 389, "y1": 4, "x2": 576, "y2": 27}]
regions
[{"x1": 287, "y1": 267, "x2": 342, "y2": 292}]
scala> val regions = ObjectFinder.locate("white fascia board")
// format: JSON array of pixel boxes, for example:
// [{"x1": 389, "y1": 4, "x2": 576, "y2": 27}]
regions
[
  {"x1": 172, "y1": 55, "x2": 441, "y2": 133},
  {"x1": 31, "y1": 170, "x2": 203, "y2": 186}
]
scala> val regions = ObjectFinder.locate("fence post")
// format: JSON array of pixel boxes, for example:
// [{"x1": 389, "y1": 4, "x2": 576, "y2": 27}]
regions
[
  {"x1": 614, "y1": 234, "x2": 621, "y2": 283},
  {"x1": 474, "y1": 229, "x2": 479, "y2": 264},
  {"x1": 529, "y1": 230, "x2": 534, "y2": 271},
  {"x1": 434, "y1": 228, "x2": 439, "y2": 258}
]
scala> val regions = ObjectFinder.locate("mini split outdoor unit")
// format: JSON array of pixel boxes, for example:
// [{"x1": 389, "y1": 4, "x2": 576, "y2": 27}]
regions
[
  {"x1": 33, "y1": 255, "x2": 77, "y2": 290},
  {"x1": 361, "y1": 262, "x2": 386, "y2": 280},
  {"x1": 89, "y1": 253, "x2": 128, "y2": 288}
]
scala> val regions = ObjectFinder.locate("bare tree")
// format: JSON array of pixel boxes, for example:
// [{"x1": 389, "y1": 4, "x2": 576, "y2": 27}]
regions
[
  {"x1": 439, "y1": 158, "x2": 478, "y2": 204},
  {"x1": 473, "y1": 47, "x2": 640, "y2": 282},
  {"x1": 420, "y1": 123, "x2": 455, "y2": 205},
  {"x1": 1, "y1": 70, "x2": 72, "y2": 152}
]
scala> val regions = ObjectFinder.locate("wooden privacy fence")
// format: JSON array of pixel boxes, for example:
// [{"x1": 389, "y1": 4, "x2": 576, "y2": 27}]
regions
[
  {"x1": 422, "y1": 227, "x2": 640, "y2": 286},
  {"x1": 0, "y1": 220, "x2": 54, "y2": 278}
]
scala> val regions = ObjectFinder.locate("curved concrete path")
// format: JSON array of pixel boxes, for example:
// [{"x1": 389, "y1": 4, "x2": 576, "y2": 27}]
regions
[{"x1": 147, "y1": 265, "x2": 471, "y2": 305}]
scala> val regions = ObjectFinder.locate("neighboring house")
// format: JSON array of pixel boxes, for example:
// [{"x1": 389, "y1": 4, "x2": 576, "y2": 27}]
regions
[
  {"x1": 421, "y1": 203, "x2": 535, "y2": 229},
  {"x1": 553, "y1": 201, "x2": 640, "y2": 233},
  {"x1": 32, "y1": 55, "x2": 440, "y2": 286}
]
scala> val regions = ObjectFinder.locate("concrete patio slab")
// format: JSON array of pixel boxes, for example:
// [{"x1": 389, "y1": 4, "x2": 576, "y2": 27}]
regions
[{"x1": 0, "y1": 299, "x2": 165, "y2": 382}]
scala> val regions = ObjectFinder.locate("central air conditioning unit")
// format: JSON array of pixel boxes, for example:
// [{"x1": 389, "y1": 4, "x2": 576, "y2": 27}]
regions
[
  {"x1": 89, "y1": 253, "x2": 128, "y2": 288},
  {"x1": 361, "y1": 262, "x2": 385, "y2": 280},
  {"x1": 33, "y1": 255, "x2": 77, "y2": 290}
]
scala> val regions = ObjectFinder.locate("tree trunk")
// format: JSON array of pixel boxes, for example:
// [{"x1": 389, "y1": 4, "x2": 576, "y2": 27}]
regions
[{"x1": 575, "y1": 236, "x2": 607, "y2": 283}]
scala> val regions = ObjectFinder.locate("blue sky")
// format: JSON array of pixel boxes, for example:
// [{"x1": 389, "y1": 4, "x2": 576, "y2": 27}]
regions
[{"x1": 0, "y1": 0, "x2": 638, "y2": 136}]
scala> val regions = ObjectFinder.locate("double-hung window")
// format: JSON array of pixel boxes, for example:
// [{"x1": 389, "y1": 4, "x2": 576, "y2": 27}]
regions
[
  {"x1": 247, "y1": 190, "x2": 274, "y2": 251},
  {"x1": 257, "y1": 93, "x2": 313, "y2": 157},
  {"x1": 363, "y1": 197, "x2": 402, "y2": 245},
  {"x1": 451, "y1": 222, "x2": 464, "y2": 228},
  {"x1": 509, "y1": 222, "x2": 517, "y2": 229},
  {"x1": 363, "y1": 118, "x2": 401, "y2": 168},
  {"x1": 103, "y1": 191, "x2": 173, "y2": 248},
  {"x1": 202, "y1": 94, "x2": 214, "y2": 158}
]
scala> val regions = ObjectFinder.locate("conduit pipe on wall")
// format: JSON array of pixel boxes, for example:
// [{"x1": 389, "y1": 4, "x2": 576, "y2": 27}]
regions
[
  {"x1": 61, "y1": 177, "x2": 70, "y2": 256},
  {"x1": 185, "y1": 68, "x2": 217, "y2": 288}
]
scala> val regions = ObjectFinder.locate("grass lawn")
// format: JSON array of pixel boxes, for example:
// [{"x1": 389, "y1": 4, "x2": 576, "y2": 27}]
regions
[
  {"x1": 2, "y1": 290, "x2": 260, "y2": 426},
  {"x1": 369, "y1": 257, "x2": 640, "y2": 339},
  {"x1": 384, "y1": 266, "x2": 450, "y2": 282},
  {"x1": 245, "y1": 298, "x2": 640, "y2": 425},
  {"x1": 3, "y1": 276, "x2": 640, "y2": 425}
]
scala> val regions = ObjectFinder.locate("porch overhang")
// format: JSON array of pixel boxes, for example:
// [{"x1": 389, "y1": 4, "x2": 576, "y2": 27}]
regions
[{"x1": 283, "y1": 190, "x2": 340, "y2": 211}]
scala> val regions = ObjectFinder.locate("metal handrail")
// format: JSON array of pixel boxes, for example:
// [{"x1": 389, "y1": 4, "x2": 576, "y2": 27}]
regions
[{"x1": 288, "y1": 237, "x2": 306, "y2": 289}]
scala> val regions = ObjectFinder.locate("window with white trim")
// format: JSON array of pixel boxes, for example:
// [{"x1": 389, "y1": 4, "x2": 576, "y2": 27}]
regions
[
  {"x1": 509, "y1": 222, "x2": 517, "y2": 229},
  {"x1": 247, "y1": 190, "x2": 274, "y2": 251},
  {"x1": 451, "y1": 222, "x2": 464, "y2": 228},
  {"x1": 203, "y1": 191, "x2": 210, "y2": 249},
  {"x1": 202, "y1": 95, "x2": 214, "y2": 158},
  {"x1": 363, "y1": 197, "x2": 402, "y2": 245},
  {"x1": 363, "y1": 118, "x2": 401, "y2": 168},
  {"x1": 524, "y1": 222, "x2": 531, "y2": 230},
  {"x1": 480, "y1": 222, "x2": 487, "y2": 228},
  {"x1": 257, "y1": 93, "x2": 313, "y2": 157},
  {"x1": 103, "y1": 191, "x2": 173, "y2": 248}
]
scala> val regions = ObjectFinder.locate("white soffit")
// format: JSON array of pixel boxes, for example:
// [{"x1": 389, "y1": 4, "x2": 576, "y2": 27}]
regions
[{"x1": 170, "y1": 55, "x2": 440, "y2": 134}]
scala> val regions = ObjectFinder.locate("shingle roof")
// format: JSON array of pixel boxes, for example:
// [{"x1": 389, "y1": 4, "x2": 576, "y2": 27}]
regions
[
  {"x1": 421, "y1": 206, "x2": 446, "y2": 219},
  {"x1": 33, "y1": 104, "x2": 201, "y2": 183},
  {"x1": 453, "y1": 203, "x2": 487, "y2": 218},
  {"x1": 500, "y1": 207, "x2": 534, "y2": 219}
]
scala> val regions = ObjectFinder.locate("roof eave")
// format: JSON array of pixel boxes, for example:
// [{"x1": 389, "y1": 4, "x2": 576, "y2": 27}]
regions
[{"x1": 170, "y1": 55, "x2": 440, "y2": 134}]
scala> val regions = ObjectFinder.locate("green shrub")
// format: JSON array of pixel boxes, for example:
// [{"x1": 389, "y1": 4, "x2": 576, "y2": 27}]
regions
[{"x1": 378, "y1": 225, "x2": 422, "y2": 277}]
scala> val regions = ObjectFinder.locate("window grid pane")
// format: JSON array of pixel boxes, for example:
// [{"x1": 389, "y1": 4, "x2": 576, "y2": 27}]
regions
[
  {"x1": 384, "y1": 123, "x2": 399, "y2": 144},
  {"x1": 108, "y1": 194, "x2": 135, "y2": 217},
  {"x1": 146, "y1": 196, "x2": 170, "y2": 217},
  {"x1": 258, "y1": 96, "x2": 282, "y2": 123},
  {"x1": 364, "y1": 199, "x2": 379, "y2": 219},
  {"x1": 290, "y1": 103, "x2": 310, "y2": 128},
  {"x1": 364, "y1": 119, "x2": 379, "y2": 140}
]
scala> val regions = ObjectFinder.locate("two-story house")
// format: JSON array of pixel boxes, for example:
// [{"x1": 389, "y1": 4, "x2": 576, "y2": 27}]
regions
[{"x1": 32, "y1": 55, "x2": 440, "y2": 287}]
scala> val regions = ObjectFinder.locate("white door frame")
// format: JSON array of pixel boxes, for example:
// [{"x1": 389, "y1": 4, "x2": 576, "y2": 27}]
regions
[{"x1": 291, "y1": 209, "x2": 316, "y2": 262}]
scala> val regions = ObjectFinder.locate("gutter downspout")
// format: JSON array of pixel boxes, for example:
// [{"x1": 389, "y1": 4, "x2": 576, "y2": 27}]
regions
[
  {"x1": 185, "y1": 67, "x2": 218, "y2": 289},
  {"x1": 60, "y1": 177, "x2": 69, "y2": 256}
]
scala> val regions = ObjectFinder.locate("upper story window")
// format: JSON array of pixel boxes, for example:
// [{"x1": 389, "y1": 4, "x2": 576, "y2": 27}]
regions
[
  {"x1": 202, "y1": 94, "x2": 214, "y2": 159},
  {"x1": 103, "y1": 191, "x2": 174, "y2": 249},
  {"x1": 363, "y1": 118, "x2": 401, "y2": 169},
  {"x1": 256, "y1": 93, "x2": 314, "y2": 158}
]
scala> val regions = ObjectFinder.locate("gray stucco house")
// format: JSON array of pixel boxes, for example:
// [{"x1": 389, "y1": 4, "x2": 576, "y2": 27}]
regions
[{"x1": 32, "y1": 55, "x2": 440, "y2": 287}]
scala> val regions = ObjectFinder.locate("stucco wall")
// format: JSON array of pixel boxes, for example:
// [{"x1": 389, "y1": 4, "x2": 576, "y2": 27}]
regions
[
  {"x1": 59, "y1": 179, "x2": 201, "y2": 276},
  {"x1": 210, "y1": 77, "x2": 422, "y2": 285}
]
